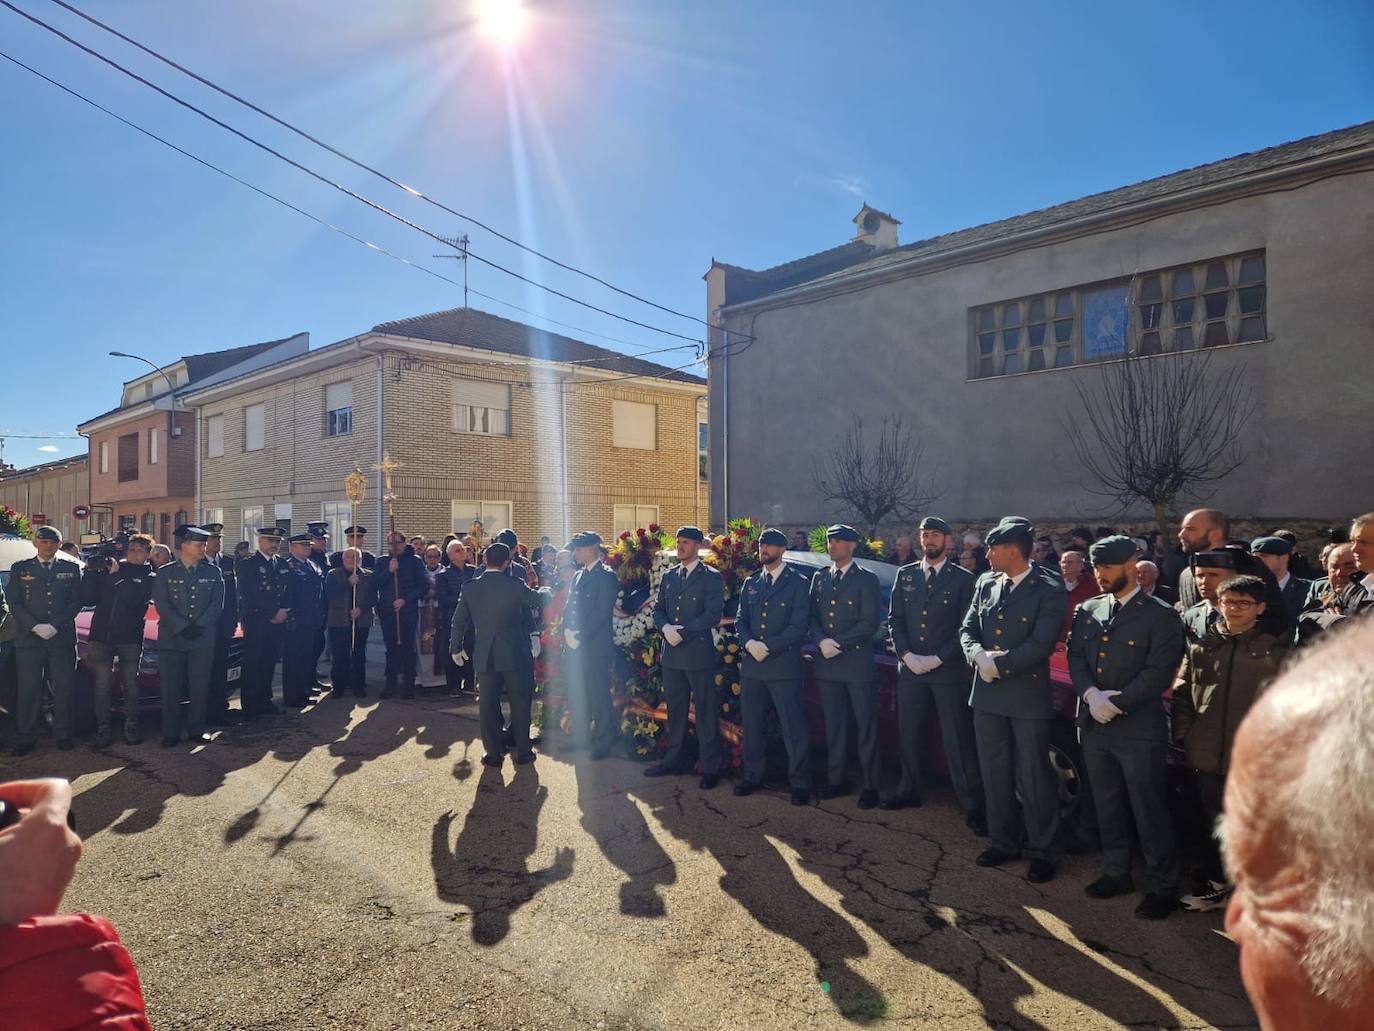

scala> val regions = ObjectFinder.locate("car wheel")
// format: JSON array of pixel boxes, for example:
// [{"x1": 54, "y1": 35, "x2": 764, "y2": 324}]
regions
[{"x1": 1047, "y1": 742, "x2": 1082, "y2": 821}]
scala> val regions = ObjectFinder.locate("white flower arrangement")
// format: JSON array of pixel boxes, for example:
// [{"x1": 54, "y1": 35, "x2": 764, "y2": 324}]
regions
[{"x1": 612, "y1": 550, "x2": 676, "y2": 647}]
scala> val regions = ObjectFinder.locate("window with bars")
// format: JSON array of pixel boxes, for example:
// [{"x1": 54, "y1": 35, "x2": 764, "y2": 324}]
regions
[{"x1": 971, "y1": 250, "x2": 1267, "y2": 378}]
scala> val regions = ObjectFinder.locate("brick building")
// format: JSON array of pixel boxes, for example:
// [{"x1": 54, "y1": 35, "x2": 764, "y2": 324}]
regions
[
  {"x1": 76, "y1": 336, "x2": 307, "y2": 542},
  {"x1": 0, "y1": 454, "x2": 91, "y2": 542},
  {"x1": 183, "y1": 308, "x2": 708, "y2": 549}
]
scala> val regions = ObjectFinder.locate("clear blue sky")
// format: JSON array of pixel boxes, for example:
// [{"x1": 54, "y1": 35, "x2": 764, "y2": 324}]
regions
[{"x1": 2, "y1": 0, "x2": 1371, "y2": 468}]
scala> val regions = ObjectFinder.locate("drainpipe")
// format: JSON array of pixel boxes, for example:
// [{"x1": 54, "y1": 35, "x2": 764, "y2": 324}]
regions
[
  {"x1": 720, "y1": 325, "x2": 729, "y2": 523},
  {"x1": 376, "y1": 351, "x2": 385, "y2": 533},
  {"x1": 559, "y1": 373, "x2": 570, "y2": 544},
  {"x1": 194, "y1": 407, "x2": 202, "y2": 522}
]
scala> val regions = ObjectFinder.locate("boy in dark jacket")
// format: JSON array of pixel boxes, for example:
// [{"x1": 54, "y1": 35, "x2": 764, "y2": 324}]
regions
[{"x1": 79, "y1": 533, "x2": 156, "y2": 747}]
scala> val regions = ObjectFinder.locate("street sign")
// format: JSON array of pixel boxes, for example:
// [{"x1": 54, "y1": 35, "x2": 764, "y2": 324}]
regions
[
  {"x1": 31, "y1": 513, "x2": 47, "y2": 526},
  {"x1": 73, "y1": 504, "x2": 91, "y2": 520}
]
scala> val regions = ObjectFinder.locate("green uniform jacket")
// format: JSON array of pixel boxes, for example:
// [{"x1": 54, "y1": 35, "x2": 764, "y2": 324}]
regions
[
  {"x1": 6, "y1": 555, "x2": 84, "y2": 646},
  {"x1": 960, "y1": 566, "x2": 1067, "y2": 719},
  {"x1": 563, "y1": 562, "x2": 621, "y2": 657},
  {"x1": 1067, "y1": 590, "x2": 1184, "y2": 741},
  {"x1": 1171, "y1": 625, "x2": 1286, "y2": 776},
  {"x1": 735, "y1": 564, "x2": 811, "y2": 681},
  {"x1": 888, "y1": 560, "x2": 976, "y2": 686},
  {"x1": 808, "y1": 564, "x2": 882, "y2": 684},
  {"x1": 653, "y1": 562, "x2": 726, "y2": 671},
  {"x1": 153, "y1": 560, "x2": 224, "y2": 651}
]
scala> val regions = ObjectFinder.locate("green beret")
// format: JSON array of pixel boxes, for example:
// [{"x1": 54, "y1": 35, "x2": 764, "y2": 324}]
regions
[
  {"x1": 1089, "y1": 534, "x2": 1138, "y2": 566},
  {"x1": 758, "y1": 528, "x2": 788, "y2": 548},
  {"x1": 1251, "y1": 535, "x2": 1293, "y2": 556},
  {"x1": 33, "y1": 525, "x2": 61, "y2": 542},
  {"x1": 826, "y1": 524, "x2": 860, "y2": 542},
  {"x1": 1192, "y1": 548, "x2": 1242, "y2": 570},
  {"x1": 570, "y1": 531, "x2": 603, "y2": 549},
  {"x1": 918, "y1": 516, "x2": 953, "y2": 536},
  {"x1": 675, "y1": 526, "x2": 705, "y2": 542},
  {"x1": 985, "y1": 519, "x2": 1033, "y2": 546}
]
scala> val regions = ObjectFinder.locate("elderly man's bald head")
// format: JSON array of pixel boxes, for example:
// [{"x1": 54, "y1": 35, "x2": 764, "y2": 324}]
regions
[{"x1": 1221, "y1": 619, "x2": 1374, "y2": 1027}]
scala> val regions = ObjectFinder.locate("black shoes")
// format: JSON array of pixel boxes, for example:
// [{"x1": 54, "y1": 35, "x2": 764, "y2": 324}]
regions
[
  {"x1": 124, "y1": 726, "x2": 143, "y2": 745},
  {"x1": 642, "y1": 764, "x2": 682, "y2": 778},
  {"x1": 818, "y1": 783, "x2": 850, "y2": 800},
  {"x1": 400, "y1": 689, "x2": 415, "y2": 700},
  {"x1": 379, "y1": 686, "x2": 396, "y2": 699},
  {"x1": 700, "y1": 774, "x2": 720, "y2": 790},
  {"x1": 1085, "y1": 875, "x2": 1135, "y2": 899},
  {"x1": 733, "y1": 780, "x2": 759, "y2": 797},
  {"x1": 190, "y1": 732, "x2": 213, "y2": 745},
  {"x1": 93, "y1": 727, "x2": 113, "y2": 749},
  {"x1": 514, "y1": 752, "x2": 536, "y2": 765},
  {"x1": 976, "y1": 847, "x2": 1020, "y2": 868},
  {"x1": 1135, "y1": 893, "x2": 1177, "y2": 920},
  {"x1": 56, "y1": 738, "x2": 74, "y2": 751},
  {"x1": 480, "y1": 754, "x2": 504, "y2": 768},
  {"x1": 879, "y1": 794, "x2": 922, "y2": 811},
  {"x1": 790, "y1": 789, "x2": 811, "y2": 806},
  {"x1": 1027, "y1": 859, "x2": 1058, "y2": 884},
  {"x1": 857, "y1": 789, "x2": 879, "y2": 810}
]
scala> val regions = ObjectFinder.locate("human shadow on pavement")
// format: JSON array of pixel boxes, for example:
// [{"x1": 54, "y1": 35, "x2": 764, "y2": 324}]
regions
[
  {"x1": 432, "y1": 764, "x2": 575, "y2": 946},
  {"x1": 637, "y1": 779, "x2": 889, "y2": 1024},
  {"x1": 572, "y1": 754, "x2": 676, "y2": 917}
]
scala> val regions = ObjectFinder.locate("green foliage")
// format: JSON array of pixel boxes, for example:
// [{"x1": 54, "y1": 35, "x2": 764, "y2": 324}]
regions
[{"x1": 0, "y1": 506, "x2": 34, "y2": 539}]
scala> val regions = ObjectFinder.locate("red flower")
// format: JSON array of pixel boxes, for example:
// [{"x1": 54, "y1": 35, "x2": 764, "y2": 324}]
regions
[
  {"x1": 648, "y1": 523, "x2": 660, "y2": 533},
  {"x1": 734, "y1": 528, "x2": 746, "y2": 538},
  {"x1": 619, "y1": 531, "x2": 631, "y2": 540}
]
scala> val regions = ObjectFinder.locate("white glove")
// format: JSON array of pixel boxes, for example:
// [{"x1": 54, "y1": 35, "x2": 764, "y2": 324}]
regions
[
  {"x1": 819, "y1": 638, "x2": 841, "y2": 659},
  {"x1": 974, "y1": 649, "x2": 1004, "y2": 683},
  {"x1": 744, "y1": 640, "x2": 769, "y2": 663},
  {"x1": 1083, "y1": 687, "x2": 1125, "y2": 724},
  {"x1": 903, "y1": 652, "x2": 942, "y2": 675},
  {"x1": 564, "y1": 628, "x2": 580, "y2": 650},
  {"x1": 32, "y1": 623, "x2": 57, "y2": 640},
  {"x1": 451, "y1": 650, "x2": 468, "y2": 667},
  {"x1": 662, "y1": 624, "x2": 684, "y2": 647},
  {"x1": 530, "y1": 634, "x2": 542, "y2": 658}
]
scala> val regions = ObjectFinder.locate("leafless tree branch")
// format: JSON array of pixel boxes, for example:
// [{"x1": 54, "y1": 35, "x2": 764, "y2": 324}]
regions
[{"x1": 811, "y1": 414, "x2": 942, "y2": 537}]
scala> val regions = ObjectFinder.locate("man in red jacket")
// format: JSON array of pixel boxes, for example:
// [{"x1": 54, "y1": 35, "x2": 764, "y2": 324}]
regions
[{"x1": 0, "y1": 778, "x2": 152, "y2": 1030}]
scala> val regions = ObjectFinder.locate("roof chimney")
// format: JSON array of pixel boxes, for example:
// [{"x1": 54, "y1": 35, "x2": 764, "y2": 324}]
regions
[{"x1": 852, "y1": 204, "x2": 900, "y2": 252}]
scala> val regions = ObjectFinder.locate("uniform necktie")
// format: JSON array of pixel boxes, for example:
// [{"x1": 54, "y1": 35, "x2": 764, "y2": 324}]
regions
[
  {"x1": 1108, "y1": 599, "x2": 1119, "y2": 625},
  {"x1": 834, "y1": 568, "x2": 843, "y2": 584},
  {"x1": 925, "y1": 566, "x2": 937, "y2": 589}
]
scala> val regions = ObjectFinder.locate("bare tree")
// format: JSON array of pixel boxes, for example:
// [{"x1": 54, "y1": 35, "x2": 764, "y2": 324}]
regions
[
  {"x1": 811, "y1": 414, "x2": 942, "y2": 538},
  {"x1": 1063, "y1": 346, "x2": 1256, "y2": 550}
]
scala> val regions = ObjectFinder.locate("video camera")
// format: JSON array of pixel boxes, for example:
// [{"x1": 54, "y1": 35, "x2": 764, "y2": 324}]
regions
[{"x1": 80, "y1": 530, "x2": 131, "y2": 565}]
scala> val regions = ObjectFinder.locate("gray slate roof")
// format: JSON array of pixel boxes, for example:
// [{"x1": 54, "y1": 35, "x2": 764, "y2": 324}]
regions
[{"x1": 372, "y1": 306, "x2": 706, "y2": 385}]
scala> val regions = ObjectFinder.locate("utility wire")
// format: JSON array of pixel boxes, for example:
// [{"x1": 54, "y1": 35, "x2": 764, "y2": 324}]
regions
[
  {"x1": 42, "y1": 0, "x2": 713, "y2": 331},
  {"x1": 0, "y1": 49, "x2": 704, "y2": 379},
  {"x1": 0, "y1": 0, "x2": 717, "y2": 346}
]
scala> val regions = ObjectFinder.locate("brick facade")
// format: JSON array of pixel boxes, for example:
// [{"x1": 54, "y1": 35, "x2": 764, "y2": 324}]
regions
[
  {"x1": 86, "y1": 409, "x2": 196, "y2": 541},
  {"x1": 0, "y1": 455, "x2": 91, "y2": 542}
]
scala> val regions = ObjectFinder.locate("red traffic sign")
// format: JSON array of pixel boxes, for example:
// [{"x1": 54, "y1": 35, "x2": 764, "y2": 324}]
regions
[
  {"x1": 31, "y1": 513, "x2": 47, "y2": 526},
  {"x1": 73, "y1": 505, "x2": 91, "y2": 520}
]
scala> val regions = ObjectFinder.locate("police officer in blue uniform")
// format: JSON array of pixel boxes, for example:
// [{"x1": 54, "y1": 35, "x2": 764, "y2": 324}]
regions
[
  {"x1": 647, "y1": 526, "x2": 726, "y2": 787},
  {"x1": 330, "y1": 525, "x2": 377, "y2": 572},
  {"x1": 885, "y1": 516, "x2": 983, "y2": 829},
  {"x1": 152, "y1": 526, "x2": 224, "y2": 746},
  {"x1": 809, "y1": 524, "x2": 883, "y2": 808},
  {"x1": 201, "y1": 523, "x2": 239, "y2": 726},
  {"x1": 307, "y1": 521, "x2": 331, "y2": 688},
  {"x1": 561, "y1": 530, "x2": 622, "y2": 759},
  {"x1": 282, "y1": 532, "x2": 326, "y2": 707},
  {"x1": 960, "y1": 518, "x2": 1068, "y2": 883},
  {"x1": 238, "y1": 526, "x2": 289, "y2": 719},
  {"x1": 6, "y1": 526, "x2": 83, "y2": 754},
  {"x1": 1067, "y1": 535, "x2": 1185, "y2": 919},
  {"x1": 733, "y1": 527, "x2": 813, "y2": 805}
]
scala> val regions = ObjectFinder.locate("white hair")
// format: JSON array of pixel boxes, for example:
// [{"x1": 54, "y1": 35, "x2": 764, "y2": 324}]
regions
[{"x1": 1225, "y1": 619, "x2": 1374, "y2": 1005}]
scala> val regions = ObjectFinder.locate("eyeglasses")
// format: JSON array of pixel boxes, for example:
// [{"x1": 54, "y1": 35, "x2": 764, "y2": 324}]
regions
[{"x1": 1218, "y1": 598, "x2": 1259, "y2": 608}]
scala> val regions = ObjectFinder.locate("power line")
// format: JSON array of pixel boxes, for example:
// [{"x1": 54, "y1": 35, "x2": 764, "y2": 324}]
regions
[
  {"x1": 0, "y1": 0, "x2": 718, "y2": 347},
  {"x1": 0, "y1": 47, "x2": 715, "y2": 387},
  {"x1": 42, "y1": 0, "x2": 713, "y2": 332}
]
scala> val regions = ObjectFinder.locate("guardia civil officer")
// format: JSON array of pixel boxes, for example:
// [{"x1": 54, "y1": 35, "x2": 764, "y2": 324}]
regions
[
  {"x1": 809, "y1": 525, "x2": 883, "y2": 808},
  {"x1": 885, "y1": 516, "x2": 983, "y2": 829},
  {"x1": 152, "y1": 526, "x2": 224, "y2": 746},
  {"x1": 646, "y1": 527, "x2": 726, "y2": 787},
  {"x1": 307, "y1": 521, "x2": 331, "y2": 688},
  {"x1": 202, "y1": 523, "x2": 239, "y2": 726},
  {"x1": 238, "y1": 526, "x2": 290, "y2": 719},
  {"x1": 561, "y1": 530, "x2": 621, "y2": 759},
  {"x1": 1250, "y1": 535, "x2": 1312, "y2": 623},
  {"x1": 281, "y1": 533, "x2": 326, "y2": 707},
  {"x1": 960, "y1": 518, "x2": 1068, "y2": 883},
  {"x1": 449, "y1": 541, "x2": 550, "y2": 766},
  {"x1": 733, "y1": 527, "x2": 813, "y2": 805},
  {"x1": 1067, "y1": 535, "x2": 1185, "y2": 919},
  {"x1": 366, "y1": 530, "x2": 427, "y2": 698},
  {"x1": 6, "y1": 526, "x2": 83, "y2": 755},
  {"x1": 330, "y1": 525, "x2": 377, "y2": 571}
]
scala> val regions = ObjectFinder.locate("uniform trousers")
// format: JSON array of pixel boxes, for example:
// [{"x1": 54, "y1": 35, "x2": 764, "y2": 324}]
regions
[
  {"x1": 818, "y1": 678, "x2": 880, "y2": 790},
  {"x1": 1083, "y1": 730, "x2": 1179, "y2": 893},
  {"x1": 740, "y1": 676, "x2": 812, "y2": 790},
  {"x1": 661, "y1": 667, "x2": 719, "y2": 774},
  {"x1": 974, "y1": 710, "x2": 1061, "y2": 862}
]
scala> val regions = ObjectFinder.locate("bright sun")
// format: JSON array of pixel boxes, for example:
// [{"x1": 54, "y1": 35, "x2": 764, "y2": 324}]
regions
[{"x1": 475, "y1": 0, "x2": 528, "y2": 44}]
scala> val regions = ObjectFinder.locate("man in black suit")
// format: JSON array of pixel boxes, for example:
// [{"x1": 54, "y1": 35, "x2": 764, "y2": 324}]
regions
[
  {"x1": 809, "y1": 524, "x2": 883, "y2": 809},
  {"x1": 366, "y1": 531, "x2": 428, "y2": 699},
  {"x1": 885, "y1": 515, "x2": 983, "y2": 829},
  {"x1": 646, "y1": 526, "x2": 726, "y2": 787},
  {"x1": 960, "y1": 517, "x2": 1068, "y2": 883},
  {"x1": 561, "y1": 530, "x2": 622, "y2": 759},
  {"x1": 449, "y1": 542, "x2": 550, "y2": 766},
  {"x1": 1068, "y1": 536, "x2": 1185, "y2": 920}
]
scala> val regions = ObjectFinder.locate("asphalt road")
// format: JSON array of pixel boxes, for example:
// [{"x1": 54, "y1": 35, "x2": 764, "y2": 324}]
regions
[{"x1": 6, "y1": 676, "x2": 1258, "y2": 1030}]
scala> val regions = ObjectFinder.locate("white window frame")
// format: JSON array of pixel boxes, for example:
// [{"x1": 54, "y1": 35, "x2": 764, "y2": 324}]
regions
[
  {"x1": 242, "y1": 505, "x2": 264, "y2": 542},
  {"x1": 450, "y1": 500, "x2": 512, "y2": 538},
  {"x1": 612, "y1": 399, "x2": 657, "y2": 450},
  {"x1": 613, "y1": 504, "x2": 660, "y2": 536},
  {"x1": 99, "y1": 440, "x2": 109, "y2": 474},
  {"x1": 244, "y1": 403, "x2": 266, "y2": 453},
  {"x1": 325, "y1": 381, "x2": 353, "y2": 438},
  {"x1": 206, "y1": 414, "x2": 224, "y2": 458},
  {"x1": 149, "y1": 426, "x2": 160, "y2": 465},
  {"x1": 320, "y1": 501, "x2": 352, "y2": 539},
  {"x1": 697, "y1": 419, "x2": 708, "y2": 481},
  {"x1": 450, "y1": 379, "x2": 511, "y2": 437},
  {"x1": 202, "y1": 506, "x2": 223, "y2": 527}
]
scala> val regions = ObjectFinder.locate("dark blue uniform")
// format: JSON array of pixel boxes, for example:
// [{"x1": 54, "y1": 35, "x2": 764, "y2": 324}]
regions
[
  {"x1": 282, "y1": 554, "x2": 325, "y2": 706},
  {"x1": 238, "y1": 549, "x2": 289, "y2": 717},
  {"x1": 808, "y1": 563, "x2": 882, "y2": 792},
  {"x1": 734, "y1": 563, "x2": 813, "y2": 791},
  {"x1": 652, "y1": 561, "x2": 726, "y2": 775},
  {"x1": 562, "y1": 560, "x2": 623, "y2": 753},
  {"x1": 152, "y1": 556, "x2": 224, "y2": 739},
  {"x1": 206, "y1": 552, "x2": 238, "y2": 723}
]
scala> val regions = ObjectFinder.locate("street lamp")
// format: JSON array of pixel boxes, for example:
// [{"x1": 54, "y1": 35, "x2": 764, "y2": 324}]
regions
[{"x1": 109, "y1": 351, "x2": 181, "y2": 437}]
